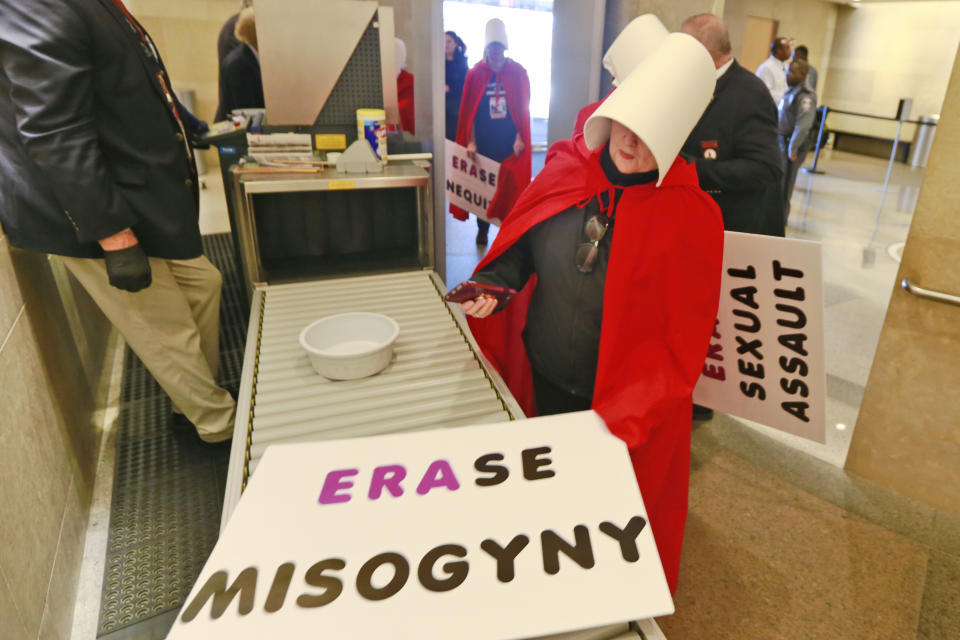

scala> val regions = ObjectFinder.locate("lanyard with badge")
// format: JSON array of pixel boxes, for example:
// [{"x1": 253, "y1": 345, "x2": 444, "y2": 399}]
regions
[
  {"x1": 110, "y1": 0, "x2": 194, "y2": 167},
  {"x1": 488, "y1": 73, "x2": 508, "y2": 120}
]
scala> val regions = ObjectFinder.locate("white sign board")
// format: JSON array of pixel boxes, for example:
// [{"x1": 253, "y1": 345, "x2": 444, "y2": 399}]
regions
[
  {"x1": 445, "y1": 139, "x2": 501, "y2": 221},
  {"x1": 168, "y1": 412, "x2": 673, "y2": 639},
  {"x1": 693, "y1": 231, "x2": 826, "y2": 443}
]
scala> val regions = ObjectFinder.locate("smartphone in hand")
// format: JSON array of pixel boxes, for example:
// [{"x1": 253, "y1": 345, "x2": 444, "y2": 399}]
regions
[{"x1": 444, "y1": 281, "x2": 517, "y2": 307}]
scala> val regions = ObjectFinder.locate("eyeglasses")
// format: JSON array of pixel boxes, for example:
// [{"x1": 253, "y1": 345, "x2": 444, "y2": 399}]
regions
[{"x1": 575, "y1": 215, "x2": 609, "y2": 273}]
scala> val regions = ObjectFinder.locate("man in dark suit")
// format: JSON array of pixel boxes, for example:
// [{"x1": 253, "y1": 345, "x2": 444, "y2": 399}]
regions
[
  {"x1": 0, "y1": 0, "x2": 236, "y2": 443},
  {"x1": 215, "y1": 6, "x2": 264, "y2": 122},
  {"x1": 680, "y1": 14, "x2": 785, "y2": 421},
  {"x1": 680, "y1": 14, "x2": 784, "y2": 236}
]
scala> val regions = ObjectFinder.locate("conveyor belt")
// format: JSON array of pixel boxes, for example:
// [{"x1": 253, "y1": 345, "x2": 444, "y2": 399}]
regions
[{"x1": 221, "y1": 270, "x2": 523, "y2": 529}]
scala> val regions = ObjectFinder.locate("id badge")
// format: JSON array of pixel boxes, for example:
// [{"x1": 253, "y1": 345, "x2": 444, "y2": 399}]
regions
[{"x1": 489, "y1": 95, "x2": 507, "y2": 120}]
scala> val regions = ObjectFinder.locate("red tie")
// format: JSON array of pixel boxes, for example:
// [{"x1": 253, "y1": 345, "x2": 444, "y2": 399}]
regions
[
  {"x1": 110, "y1": 0, "x2": 149, "y2": 44},
  {"x1": 108, "y1": 0, "x2": 192, "y2": 167}
]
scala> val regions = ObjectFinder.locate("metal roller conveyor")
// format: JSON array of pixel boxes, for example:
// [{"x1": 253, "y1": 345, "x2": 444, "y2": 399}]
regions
[{"x1": 221, "y1": 269, "x2": 524, "y2": 530}]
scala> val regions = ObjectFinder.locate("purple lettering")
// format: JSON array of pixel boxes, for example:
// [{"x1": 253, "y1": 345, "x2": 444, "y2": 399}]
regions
[
  {"x1": 318, "y1": 469, "x2": 358, "y2": 504},
  {"x1": 369, "y1": 465, "x2": 407, "y2": 500},
  {"x1": 416, "y1": 460, "x2": 461, "y2": 496}
]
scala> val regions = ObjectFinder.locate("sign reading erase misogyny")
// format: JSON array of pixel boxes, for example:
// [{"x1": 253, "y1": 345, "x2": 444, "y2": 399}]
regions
[
  {"x1": 694, "y1": 231, "x2": 826, "y2": 443},
  {"x1": 167, "y1": 412, "x2": 673, "y2": 640},
  {"x1": 445, "y1": 139, "x2": 500, "y2": 222}
]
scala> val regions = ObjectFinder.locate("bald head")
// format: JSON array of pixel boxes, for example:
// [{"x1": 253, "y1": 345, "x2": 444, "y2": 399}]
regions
[{"x1": 681, "y1": 14, "x2": 732, "y2": 68}]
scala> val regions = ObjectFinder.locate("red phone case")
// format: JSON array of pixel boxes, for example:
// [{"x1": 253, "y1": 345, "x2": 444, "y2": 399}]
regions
[{"x1": 444, "y1": 281, "x2": 517, "y2": 306}]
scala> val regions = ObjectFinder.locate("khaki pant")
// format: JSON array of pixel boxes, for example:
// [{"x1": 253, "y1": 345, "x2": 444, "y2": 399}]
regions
[{"x1": 61, "y1": 255, "x2": 235, "y2": 441}]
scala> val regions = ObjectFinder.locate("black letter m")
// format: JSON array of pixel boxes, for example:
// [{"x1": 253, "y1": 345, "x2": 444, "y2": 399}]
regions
[{"x1": 180, "y1": 567, "x2": 258, "y2": 622}]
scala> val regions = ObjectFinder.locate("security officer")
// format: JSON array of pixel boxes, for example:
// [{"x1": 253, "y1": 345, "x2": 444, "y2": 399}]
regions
[{"x1": 778, "y1": 59, "x2": 817, "y2": 223}]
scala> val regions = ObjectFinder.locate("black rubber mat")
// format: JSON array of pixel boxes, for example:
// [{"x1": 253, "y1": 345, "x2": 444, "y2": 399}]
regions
[{"x1": 98, "y1": 234, "x2": 246, "y2": 638}]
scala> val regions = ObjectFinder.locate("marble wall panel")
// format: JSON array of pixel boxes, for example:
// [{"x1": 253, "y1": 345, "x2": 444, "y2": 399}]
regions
[
  {"x1": 0, "y1": 237, "x2": 24, "y2": 346},
  {"x1": 39, "y1": 478, "x2": 88, "y2": 640},
  {"x1": 847, "y1": 48, "x2": 960, "y2": 515},
  {"x1": 0, "y1": 316, "x2": 73, "y2": 635},
  {"x1": 0, "y1": 566, "x2": 28, "y2": 640}
]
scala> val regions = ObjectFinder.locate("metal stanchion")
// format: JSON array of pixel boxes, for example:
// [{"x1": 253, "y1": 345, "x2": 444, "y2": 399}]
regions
[
  {"x1": 802, "y1": 105, "x2": 828, "y2": 175},
  {"x1": 875, "y1": 115, "x2": 905, "y2": 221}
]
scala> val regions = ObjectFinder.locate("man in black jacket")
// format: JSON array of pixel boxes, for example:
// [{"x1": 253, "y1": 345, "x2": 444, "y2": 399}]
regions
[
  {"x1": 680, "y1": 14, "x2": 784, "y2": 236},
  {"x1": 680, "y1": 14, "x2": 785, "y2": 421},
  {"x1": 0, "y1": 0, "x2": 236, "y2": 443}
]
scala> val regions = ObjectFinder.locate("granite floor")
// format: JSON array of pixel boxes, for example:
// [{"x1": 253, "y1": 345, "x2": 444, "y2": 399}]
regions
[{"x1": 68, "y1": 149, "x2": 960, "y2": 639}]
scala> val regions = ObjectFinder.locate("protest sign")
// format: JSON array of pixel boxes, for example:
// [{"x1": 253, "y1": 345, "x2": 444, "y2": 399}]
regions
[
  {"x1": 694, "y1": 231, "x2": 826, "y2": 443},
  {"x1": 167, "y1": 412, "x2": 673, "y2": 639},
  {"x1": 445, "y1": 139, "x2": 501, "y2": 222}
]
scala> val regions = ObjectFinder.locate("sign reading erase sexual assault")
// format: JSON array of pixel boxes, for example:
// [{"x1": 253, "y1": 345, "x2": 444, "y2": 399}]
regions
[
  {"x1": 167, "y1": 412, "x2": 673, "y2": 639},
  {"x1": 693, "y1": 231, "x2": 826, "y2": 443},
  {"x1": 445, "y1": 139, "x2": 500, "y2": 221}
]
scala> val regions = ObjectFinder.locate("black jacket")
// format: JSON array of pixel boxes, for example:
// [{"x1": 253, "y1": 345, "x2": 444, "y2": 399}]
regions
[
  {"x1": 216, "y1": 44, "x2": 264, "y2": 122},
  {"x1": 0, "y1": 0, "x2": 204, "y2": 259},
  {"x1": 445, "y1": 56, "x2": 468, "y2": 140},
  {"x1": 682, "y1": 60, "x2": 783, "y2": 235},
  {"x1": 473, "y1": 148, "x2": 656, "y2": 397}
]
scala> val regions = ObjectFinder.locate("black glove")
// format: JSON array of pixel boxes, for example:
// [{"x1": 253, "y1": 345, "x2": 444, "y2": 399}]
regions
[
  {"x1": 191, "y1": 120, "x2": 211, "y2": 150},
  {"x1": 103, "y1": 245, "x2": 152, "y2": 292}
]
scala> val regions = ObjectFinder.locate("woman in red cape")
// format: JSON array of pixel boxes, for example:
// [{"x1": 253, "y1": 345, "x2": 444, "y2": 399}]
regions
[
  {"x1": 458, "y1": 33, "x2": 722, "y2": 593},
  {"x1": 450, "y1": 19, "x2": 531, "y2": 244}
]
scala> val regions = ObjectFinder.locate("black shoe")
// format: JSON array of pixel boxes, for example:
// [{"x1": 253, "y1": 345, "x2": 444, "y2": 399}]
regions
[
  {"x1": 170, "y1": 411, "x2": 195, "y2": 435},
  {"x1": 475, "y1": 231, "x2": 488, "y2": 247},
  {"x1": 170, "y1": 413, "x2": 232, "y2": 450},
  {"x1": 692, "y1": 404, "x2": 714, "y2": 421}
]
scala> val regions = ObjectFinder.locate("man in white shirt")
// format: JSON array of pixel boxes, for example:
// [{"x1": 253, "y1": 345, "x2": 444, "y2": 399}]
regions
[{"x1": 755, "y1": 37, "x2": 791, "y2": 105}]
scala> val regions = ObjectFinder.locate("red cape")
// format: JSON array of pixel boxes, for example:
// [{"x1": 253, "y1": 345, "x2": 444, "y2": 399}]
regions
[
  {"x1": 572, "y1": 100, "x2": 601, "y2": 143},
  {"x1": 397, "y1": 69, "x2": 415, "y2": 135},
  {"x1": 468, "y1": 139, "x2": 724, "y2": 592},
  {"x1": 451, "y1": 59, "x2": 532, "y2": 223}
]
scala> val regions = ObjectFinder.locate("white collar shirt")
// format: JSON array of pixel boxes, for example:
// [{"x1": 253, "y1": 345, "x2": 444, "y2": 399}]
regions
[{"x1": 756, "y1": 55, "x2": 789, "y2": 105}]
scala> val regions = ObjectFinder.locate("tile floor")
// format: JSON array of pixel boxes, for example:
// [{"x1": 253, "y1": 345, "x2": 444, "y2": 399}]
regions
[{"x1": 68, "y1": 148, "x2": 960, "y2": 639}]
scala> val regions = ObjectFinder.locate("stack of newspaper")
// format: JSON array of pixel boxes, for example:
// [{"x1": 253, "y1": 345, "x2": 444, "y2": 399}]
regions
[{"x1": 246, "y1": 133, "x2": 317, "y2": 166}]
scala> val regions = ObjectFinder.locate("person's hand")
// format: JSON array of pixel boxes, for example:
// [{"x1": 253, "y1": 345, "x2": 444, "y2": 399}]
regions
[
  {"x1": 103, "y1": 245, "x2": 152, "y2": 292},
  {"x1": 513, "y1": 137, "x2": 525, "y2": 157},
  {"x1": 790, "y1": 152, "x2": 798, "y2": 162},
  {"x1": 191, "y1": 120, "x2": 211, "y2": 150},
  {"x1": 445, "y1": 84, "x2": 450, "y2": 93},
  {"x1": 99, "y1": 229, "x2": 151, "y2": 292},
  {"x1": 467, "y1": 140, "x2": 477, "y2": 160},
  {"x1": 460, "y1": 295, "x2": 498, "y2": 318}
]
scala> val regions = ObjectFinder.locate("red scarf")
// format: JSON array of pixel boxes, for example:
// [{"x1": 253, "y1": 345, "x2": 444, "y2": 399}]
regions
[
  {"x1": 451, "y1": 59, "x2": 532, "y2": 223},
  {"x1": 468, "y1": 139, "x2": 724, "y2": 592}
]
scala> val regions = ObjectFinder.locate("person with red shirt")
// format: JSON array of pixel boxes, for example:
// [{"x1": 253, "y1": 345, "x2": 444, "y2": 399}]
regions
[
  {"x1": 451, "y1": 18, "x2": 531, "y2": 247},
  {"x1": 395, "y1": 37, "x2": 415, "y2": 135},
  {"x1": 456, "y1": 34, "x2": 722, "y2": 593}
]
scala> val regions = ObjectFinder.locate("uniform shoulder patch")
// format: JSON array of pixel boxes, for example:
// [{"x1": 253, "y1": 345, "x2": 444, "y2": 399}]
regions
[{"x1": 800, "y1": 96, "x2": 814, "y2": 112}]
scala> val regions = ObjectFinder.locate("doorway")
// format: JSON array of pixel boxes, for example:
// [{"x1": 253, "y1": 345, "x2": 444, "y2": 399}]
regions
[
  {"x1": 442, "y1": 0, "x2": 554, "y2": 288},
  {"x1": 741, "y1": 16, "x2": 777, "y2": 74}
]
